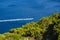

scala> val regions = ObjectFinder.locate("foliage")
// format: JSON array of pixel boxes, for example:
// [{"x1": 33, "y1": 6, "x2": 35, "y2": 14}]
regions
[
  {"x1": 0, "y1": 13, "x2": 60, "y2": 40},
  {"x1": 0, "y1": 34, "x2": 5, "y2": 40}
]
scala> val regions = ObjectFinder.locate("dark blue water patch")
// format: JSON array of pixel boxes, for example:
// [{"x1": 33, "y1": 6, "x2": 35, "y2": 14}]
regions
[
  {"x1": 30, "y1": 4, "x2": 45, "y2": 10},
  {"x1": 0, "y1": 0, "x2": 6, "y2": 2},
  {"x1": 0, "y1": 0, "x2": 18, "y2": 2},
  {"x1": 49, "y1": 0, "x2": 60, "y2": 2},
  {"x1": 0, "y1": 20, "x2": 33, "y2": 34},
  {"x1": 54, "y1": 5, "x2": 60, "y2": 8},
  {"x1": 8, "y1": 4, "x2": 16, "y2": 7}
]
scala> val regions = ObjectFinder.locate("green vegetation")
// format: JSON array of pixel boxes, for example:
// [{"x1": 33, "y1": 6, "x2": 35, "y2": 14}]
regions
[{"x1": 0, "y1": 13, "x2": 60, "y2": 40}]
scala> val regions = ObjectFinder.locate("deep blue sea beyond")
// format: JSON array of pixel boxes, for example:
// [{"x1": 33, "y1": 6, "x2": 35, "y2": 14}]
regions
[{"x1": 0, "y1": 0, "x2": 60, "y2": 33}]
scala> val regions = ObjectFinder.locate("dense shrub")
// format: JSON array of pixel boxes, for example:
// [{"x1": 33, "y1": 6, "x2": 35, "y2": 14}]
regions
[{"x1": 0, "y1": 13, "x2": 60, "y2": 40}]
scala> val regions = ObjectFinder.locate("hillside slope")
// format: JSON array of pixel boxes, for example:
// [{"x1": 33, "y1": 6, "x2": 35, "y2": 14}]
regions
[{"x1": 0, "y1": 13, "x2": 60, "y2": 40}]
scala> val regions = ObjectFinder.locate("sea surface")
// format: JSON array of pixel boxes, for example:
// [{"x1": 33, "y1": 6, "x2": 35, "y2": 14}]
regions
[{"x1": 0, "y1": 0, "x2": 60, "y2": 33}]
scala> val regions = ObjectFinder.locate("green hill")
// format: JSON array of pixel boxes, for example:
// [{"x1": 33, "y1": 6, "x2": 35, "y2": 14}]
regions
[{"x1": 0, "y1": 13, "x2": 60, "y2": 40}]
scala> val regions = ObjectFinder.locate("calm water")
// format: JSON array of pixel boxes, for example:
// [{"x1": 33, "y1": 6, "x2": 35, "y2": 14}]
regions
[{"x1": 0, "y1": 0, "x2": 60, "y2": 33}]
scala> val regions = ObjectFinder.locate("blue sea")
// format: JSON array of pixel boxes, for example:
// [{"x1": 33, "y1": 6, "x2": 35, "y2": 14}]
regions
[{"x1": 0, "y1": 0, "x2": 60, "y2": 33}]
